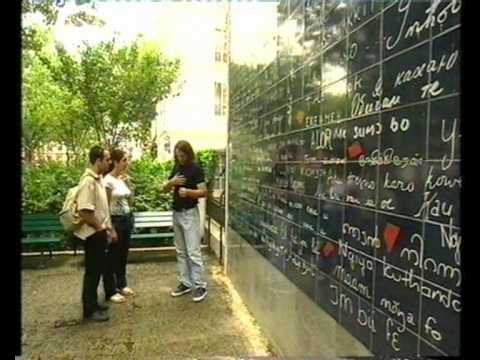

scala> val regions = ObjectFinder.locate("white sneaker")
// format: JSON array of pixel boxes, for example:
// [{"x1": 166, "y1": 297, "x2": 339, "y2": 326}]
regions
[
  {"x1": 120, "y1": 287, "x2": 135, "y2": 296},
  {"x1": 109, "y1": 293, "x2": 126, "y2": 303}
]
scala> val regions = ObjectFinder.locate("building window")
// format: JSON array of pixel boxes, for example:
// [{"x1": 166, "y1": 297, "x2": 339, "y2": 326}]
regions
[
  {"x1": 215, "y1": 46, "x2": 227, "y2": 63},
  {"x1": 222, "y1": 85, "x2": 228, "y2": 115},
  {"x1": 215, "y1": 82, "x2": 222, "y2": 115},
  {"x1": 215, "y1": 82, "x2": 228, "y2": 116},
  {"x1": 215, "y1": 28, "x2": 228, "y2": 64}
]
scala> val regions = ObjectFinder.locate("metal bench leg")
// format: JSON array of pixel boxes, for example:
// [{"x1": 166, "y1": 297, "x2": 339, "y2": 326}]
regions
[
  {"x1": 219, "y1": 225, "x2": 223, "y2": 265},
  {"x1": 207, "y1": 216, "x2": 211, "y2": 248},
  {"x1": 39, "y1": 249, "x2": 46, "y2": 269}
]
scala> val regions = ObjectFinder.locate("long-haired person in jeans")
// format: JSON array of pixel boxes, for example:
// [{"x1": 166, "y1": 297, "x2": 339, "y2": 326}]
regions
[
  {"x1": 103, "y1": 148, "x2": 135, "y2": 303},
  {"x1": 162, "y1": 140, "x2": 208, "y2": 302}
]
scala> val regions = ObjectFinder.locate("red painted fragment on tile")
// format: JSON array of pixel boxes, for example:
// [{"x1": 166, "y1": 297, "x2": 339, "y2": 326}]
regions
[{"x1": 384, "y1": 223, "x2": 402, "y2": 253}]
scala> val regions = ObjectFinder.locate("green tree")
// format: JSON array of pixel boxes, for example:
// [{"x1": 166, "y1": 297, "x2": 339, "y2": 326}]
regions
[
  {"x1": 65, "y1": 10, "x2": 106, "y2": 27},
  {"x1": 22, "y1": 1, "x2": 179, "y2": 162},
  {"x1": 22, "y1": 0, "x2": 105, "y2": 51},
  {"x1": 22, "y1": 56, "x2": 58, "y2": 162},
  {"x1": 22, "y1": 46, "x2": 95, "y2": 164},
  {"x1": 22, "y1": 0, "x2": 107, "y2": 163},
  {"x1": 48, "y1": 87, "x2": 95, "y2": 165},
  {"x1": 22, "y1": 0, "x2": 59, "y2": 53},
  {"x1": 41, "y1": 38, "x2": 180, "y2": 149}
]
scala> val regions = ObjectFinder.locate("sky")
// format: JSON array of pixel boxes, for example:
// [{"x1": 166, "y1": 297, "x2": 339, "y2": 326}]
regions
[
  {"x1": 25, "y1": 1, "x2": 345, "y2": 83},
  {"x1": 23, "y1": 1, "x2": 345, "y2": 147},
  {"x1": 24, "y1": 1, "x2": 346, "y2": 103},
  {"x1": 45, "y1": 1, "x2": 278, "y2": 66},
  {"x1": 53, "y1": 2, "x2": 179, "y2": 51}
]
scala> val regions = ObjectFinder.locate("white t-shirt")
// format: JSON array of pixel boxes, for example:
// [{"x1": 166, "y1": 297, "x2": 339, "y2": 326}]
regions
[{"x1": 103, "y1": 174, "x2": 132, "y2": 216}]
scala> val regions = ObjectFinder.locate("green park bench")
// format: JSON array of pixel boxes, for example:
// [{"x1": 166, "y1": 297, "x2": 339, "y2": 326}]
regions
[
  {"x1": 22, "y1": 211, "x2": 175, "y2": 259},
  {"x1": 70, "y1": 211, "x2": 176, "y2": 250},
  {"x1": 131, "y1": 211, "x2": 175, "y2": 246},
  {"x1": 22, "y1": 214, "x2": 63, "y2": 258}
]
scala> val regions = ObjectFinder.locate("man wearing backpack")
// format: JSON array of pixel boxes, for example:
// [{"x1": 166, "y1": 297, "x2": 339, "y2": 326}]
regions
[{"x1": 74, "y1": 145, "x2": 117, "y2": 322}]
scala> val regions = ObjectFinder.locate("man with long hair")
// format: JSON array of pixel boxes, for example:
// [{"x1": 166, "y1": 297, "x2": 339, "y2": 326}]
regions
[{"x1": 162, "y1": 140, "x2": 208, "y2": 302}]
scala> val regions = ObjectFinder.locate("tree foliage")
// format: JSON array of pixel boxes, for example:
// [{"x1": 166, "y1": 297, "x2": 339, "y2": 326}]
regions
[
  {"x1": 23, "y1": 152, "x2": 219, "y2": 215},
  {"x1": 22, "y1": 1, "x2": 180, "y2": 163},
  {"x1": 65, "y1": 10, "x2": 106, "y2": 27},
  {"x1": 22, "y1": 42, "x2": 95, "y2": 164},
  {"x1": 22, "y1": 0, "x2": 105, "y2": 51},
  {"x1": 40, "y1": 39, "x2": 180, "y2": 149}
]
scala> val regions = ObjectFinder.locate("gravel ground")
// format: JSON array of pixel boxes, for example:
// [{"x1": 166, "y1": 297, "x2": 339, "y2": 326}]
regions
[{"x1": 19, "y1": 250, "x2": 273, "y2": 360}]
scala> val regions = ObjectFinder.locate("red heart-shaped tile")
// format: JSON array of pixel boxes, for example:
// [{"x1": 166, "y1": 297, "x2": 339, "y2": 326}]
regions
[
  {"x1": 348, "y1": 141, "x2": 366, "y2": 159},
  {"x1": 383, "y1": 223, "x2": 402, "y2": 253},
  {"x1": 323, "y1": 242, "x2": 337, "y2": 257}
]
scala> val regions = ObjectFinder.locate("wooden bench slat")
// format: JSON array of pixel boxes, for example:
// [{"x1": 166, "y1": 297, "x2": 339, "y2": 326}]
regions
[
  {"x1": 133, "y1": 212, "x2": 172, "y2": 217},
  {"x1": 22, "y1": 226, "x2": 63, "y2": 231},
  {"x1": 134, "y1": 222, "x2": 173, "y2": 228},
  {"x1": 23, "y1": 218, "x2": 60, "y2": 223},
  {"x1": 134, "y1": 220, "x2": 173, "y2": 225},
  {"x1": 134, "y1": 213, "x2": 173, "y2": 218},
  {"x1": 23, "y1": 219, "x2": 61, "y2": 225},
  {"x1": 22, "y1": 225, "x2": 64, "y2": 232},
  {"x1": 131, "y1": 233, "x2": 174, "y2": 239},
  {"x1": 23, "y1": 225, "x2": 58, "y2": 228},
  {"x1": 134, "y1": 215, "x2": 172, "y2": 219},
  {"x1": 23, "y1": 215, "x2": 58, "y2": 219},
  {"x1": 134, "y1": 218, "x2": 172, "y2": 222},
  {"x1": 22, "y1": 221, "x2": 62, "y2": 226},
  {"x1": 22, "y1": 238, "x2": 61, "y2": 244},
  {"x1": 134, "y1": 215, "x2": 172, "y2": 218}
]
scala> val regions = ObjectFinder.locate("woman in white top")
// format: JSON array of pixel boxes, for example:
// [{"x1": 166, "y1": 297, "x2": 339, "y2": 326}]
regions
[{"x1": 103, "y1": 149, "x2": 135, "y2": 303}]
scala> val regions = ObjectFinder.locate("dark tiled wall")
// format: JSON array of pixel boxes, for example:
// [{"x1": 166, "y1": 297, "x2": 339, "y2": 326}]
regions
[{"x1": 229, "y1": 0, "x2": 461, "y2": 356}]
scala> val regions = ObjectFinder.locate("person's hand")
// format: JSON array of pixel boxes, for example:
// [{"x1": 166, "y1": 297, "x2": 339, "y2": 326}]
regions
[
  {"x1": 170, "y1": 175, "x2": 186, "y2": 186},
  {"x1": 108, "y1": 228, "x2": 118, "y2": 243},
  {"x1": 178, "y1": 187, "x2": 189, "y2": 198}
]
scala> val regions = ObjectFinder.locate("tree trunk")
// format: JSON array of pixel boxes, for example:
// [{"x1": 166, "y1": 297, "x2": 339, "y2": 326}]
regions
[
  {"x1": 24, "y1": 148, "x2": 33, "y2": 165},
  {"x1": 65, "y1": 150, "x2": 71, "y2": 166}
]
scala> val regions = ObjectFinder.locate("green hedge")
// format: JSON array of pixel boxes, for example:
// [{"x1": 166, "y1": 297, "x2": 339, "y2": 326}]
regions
[
  {"x1": 22, "y1": 150, "x2": 219, "y2": 215},
  {"x1": 128, "y1": 155, "x2": 173, "y2": 212},
  {"x1": 197, "y1": 149, "x2": 218, "y2": 185},
  {"x1": 22, "y1": 161, "x2": 85, "y2": 215}
]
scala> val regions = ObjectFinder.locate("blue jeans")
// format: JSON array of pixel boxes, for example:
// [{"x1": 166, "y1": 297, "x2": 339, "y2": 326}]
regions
[{"x1": 173, "y1": 207, "x2": 207, "y2": 288}]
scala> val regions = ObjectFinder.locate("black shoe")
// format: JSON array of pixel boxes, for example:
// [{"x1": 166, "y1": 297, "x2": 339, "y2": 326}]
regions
[
  {"x1": 96, "y1": 303, "x2": 109, "y2": 311},
  {"x1": 171, "y1": 283, "x2": 192, "y2": 297},
  {"x1": 192, "y1": 287, "x2": 207, "y2": 302},
  {"x1": 83, "y1": 310, "x2": 109, "y2": 322}
]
